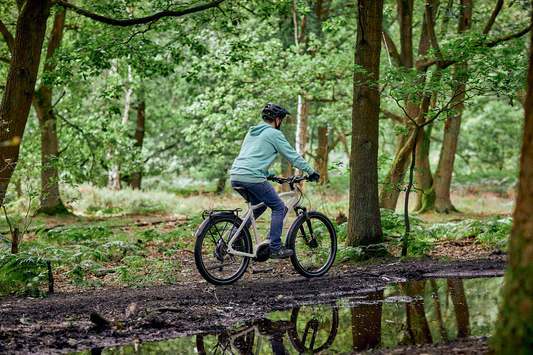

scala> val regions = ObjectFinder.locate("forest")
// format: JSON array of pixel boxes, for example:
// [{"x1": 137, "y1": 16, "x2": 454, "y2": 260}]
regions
[{"x1": 1, "y1": 0, "x2": 533, "y2": 354}]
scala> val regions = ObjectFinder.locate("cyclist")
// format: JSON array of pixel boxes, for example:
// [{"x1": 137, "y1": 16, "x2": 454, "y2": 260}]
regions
[{"x1": 230, "y1": 103, "x2": 320, "y2": 259}]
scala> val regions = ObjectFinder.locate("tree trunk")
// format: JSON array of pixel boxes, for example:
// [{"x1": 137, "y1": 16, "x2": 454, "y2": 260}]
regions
[
  {"x1": 378, "y1": 0, "x2": 415, "y2": 211},
  {"x1": 0, "y1": 0, "x2": 52, "y2": 205},
  {"x1": 413, "y1": 124, "x2": 434, "y2": 213},
  {"x1": 432, "y1": 0, "x2": 472, "y2": 214},
  {"x1": 401, "y1": 281, "x2": 433, "y2": 344},
  {"x1": 491, "y1": 6, "x2": 533, "y2": 353},
  {"x1": 379, "y1": 0, "x2": 436, "y2": 211},
  {"x1": 295, "y1": 95, "x2": 308, "y2": 162},
  {"x1": 351, "y1": 290, "x2": 383, "y2": 350},
  {"x1": 11, "y1": 227, "x2": 20, "y2": 254},
  {"x1": 447, "y1": 279, "x2": 470, "y2": 338},
  {"x1": 397, "y1": 0, "x2": 414, "y2": 69},
  {"x1": 107, "y1": 156, "x2": 121, "y2": 190},
  {"x1": 345, "y1": 0, "x2": 384, "y2": 247},
  {"x1": 33, "y1": 9, "x2": 69, "y2": 215},
  {"x1": 131, "y1": 101, "x2": 145, "y2": 189},
  {"x1": 315, "y1": 126, "x2": 329, "y2": 183},
  {"x1": 280, "y1": 112, "x2": 295, "y2": 192},
  {"x1": 429, "y1": 279, "x2": 448, "y2": 341}
]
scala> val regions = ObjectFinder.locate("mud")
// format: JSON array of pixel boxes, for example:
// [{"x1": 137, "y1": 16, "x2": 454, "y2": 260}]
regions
[{"x1": 0, "y1": 256, "x2": 506, "y2": 354}]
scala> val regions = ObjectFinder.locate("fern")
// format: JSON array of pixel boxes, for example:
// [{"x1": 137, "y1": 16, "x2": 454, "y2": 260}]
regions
[{"x1": 0, "y1": 246, "x2": 68, "y2": 296}]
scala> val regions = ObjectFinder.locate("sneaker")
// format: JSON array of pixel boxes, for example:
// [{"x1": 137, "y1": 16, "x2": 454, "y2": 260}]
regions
[{"x1": 270, "y1": 246, "x2": 293, "y2": 259}]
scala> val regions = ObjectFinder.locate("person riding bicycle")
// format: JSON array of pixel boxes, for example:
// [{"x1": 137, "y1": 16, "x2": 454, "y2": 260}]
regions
[{"x1": 230, "y1": 103, "x2": 320, "y2": 259}]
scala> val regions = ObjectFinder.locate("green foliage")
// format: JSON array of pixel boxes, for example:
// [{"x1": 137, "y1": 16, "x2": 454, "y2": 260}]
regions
[
  {"x1": 0, "y1": 245, "x2": 67, "y2": 297},
  {"x1": 427, "y1": 217, "x2": 512, "y2": 250},
  {"x1": 40, "y1": 226, "x2": 114, "y2": 245},
  {"x1": 0, "y1": 213, "x2": 202, "y2": 296},
  {"x1": 380, "y1": 209, "x2": 426, "y2": 236},
  {"x1": 456, "y1": 98, "x2": 523, "y2": 173},
  {"x1": 336, "y1": 243, "x2": 388, "y2": 263},
  {"x1": 333, "y1": 221, "x2": 347, "y2": 244},
  {"x1": 113, "y1": 256, "x2": 180, "y2": 287}
]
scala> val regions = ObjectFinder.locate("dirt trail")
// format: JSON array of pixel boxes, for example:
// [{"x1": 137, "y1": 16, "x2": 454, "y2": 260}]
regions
[{"x1": 0, "y1": 256, "x2": 506, "y2": 354}]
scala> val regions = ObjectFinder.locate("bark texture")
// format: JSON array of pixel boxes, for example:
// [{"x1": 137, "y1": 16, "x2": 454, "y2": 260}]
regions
[
  {"x1": 432, "y1": 0, "x2": 472, "y2": 214},
  {"x1": 345, "y1": 0, "x2": 384, "y2": 247},
  {"x1": 33, "y1": 9, "x2": 69, "y2": 215},
  {"x1": 0, "y1": 0, "x2": 52, "y2": 205},
  {"x1": 491, "y1": 7, "x2": 533, "y2": 353},
  {"x1": 413, "y1": 125, "x2": 434, "y2": 213},
  {"x1": 379, "y1": 0, "x2": 436, "y2": 211}
]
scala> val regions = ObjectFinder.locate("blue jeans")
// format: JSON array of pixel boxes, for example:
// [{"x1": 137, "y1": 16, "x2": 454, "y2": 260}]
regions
[{"x1": 231, "y1": 180, "x2": 285, "y2": 250}]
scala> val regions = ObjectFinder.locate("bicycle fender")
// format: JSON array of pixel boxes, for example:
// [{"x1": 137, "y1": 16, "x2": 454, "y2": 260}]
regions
[{"x1": 195, "y1": 213, "x2": 244, "y2": 239}]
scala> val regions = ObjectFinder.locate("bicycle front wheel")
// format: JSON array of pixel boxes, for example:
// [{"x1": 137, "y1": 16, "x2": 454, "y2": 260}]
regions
[
  {"x1": 194, "y1": 214, "x2": 252, "y2": 285},
  {"x1": 287, "y1": 211, "x2": 337, "y2": 278}
]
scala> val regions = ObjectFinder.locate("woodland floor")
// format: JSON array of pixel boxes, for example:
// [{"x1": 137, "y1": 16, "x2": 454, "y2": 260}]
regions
[{"x1": 0, "y1": 237, "x2": 506, "y2": 355}]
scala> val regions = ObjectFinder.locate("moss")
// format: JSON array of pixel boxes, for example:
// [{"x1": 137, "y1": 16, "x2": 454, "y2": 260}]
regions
[
  {"x1": 413, "y1": 188, "x2": 436, "y2": 214},
  {"x1": 36, "y1": 202, "x2": 71, "y2": 216},
  {"x1": 491, "y1": 234, "x2": 533, "y2": 354}
]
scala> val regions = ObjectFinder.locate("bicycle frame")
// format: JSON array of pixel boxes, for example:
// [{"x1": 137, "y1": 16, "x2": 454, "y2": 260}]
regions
[{"x1": 226, "y1": 189, "x2": 300, "y2": 258}]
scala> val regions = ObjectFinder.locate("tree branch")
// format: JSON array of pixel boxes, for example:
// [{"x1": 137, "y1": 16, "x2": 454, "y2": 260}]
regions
[
  {"x1": 417, "y1": 24, "x2": 532, "y2": 71},
  {"x1": 0, "y1": 57, "x2": 10, "y2": 64},
  {"x1": 487, "y1": 23, "x2": 532, "y2": 48},
  {"x1": 143, "y1": 143, "x2": 179, "y2": 163},
  {"x1": 56, "y1": 113, "x2": 99, "y2": 169},
  {"x1": 483, "y1": 0, "x2": 504, "y2": 34},
  {"x1": 382, "y1": 28, "x2": 402, "y2": 67},
  {"x1": 55, "y1": 0, "x2": 226, "y2": 27},
  {"x1": 0, "y1": 18, "x2": 14, "y2": 53},
  {"x1": 380, "y1": 109, "x2": 403, "y2": 124}
]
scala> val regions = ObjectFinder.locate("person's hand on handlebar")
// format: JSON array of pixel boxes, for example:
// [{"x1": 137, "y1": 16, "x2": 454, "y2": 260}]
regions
[{"x1": 308, "y1": 171, "x2": 320, "y2": 182}]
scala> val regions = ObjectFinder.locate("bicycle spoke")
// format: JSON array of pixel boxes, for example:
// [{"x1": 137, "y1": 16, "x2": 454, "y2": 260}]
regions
[
  {"x1": 289, "y1": 212, "x2": 337, "y2": 278},
  {"x1": 195, "y1": 215, "x2": 251, "y2": 285}
]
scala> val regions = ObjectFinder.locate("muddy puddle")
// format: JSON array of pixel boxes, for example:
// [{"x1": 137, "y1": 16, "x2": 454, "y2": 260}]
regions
[{"x1": 73, "y1": 277, "x2": 502, "y2": 354}]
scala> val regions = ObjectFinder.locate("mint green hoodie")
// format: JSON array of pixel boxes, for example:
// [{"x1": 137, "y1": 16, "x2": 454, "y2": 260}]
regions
[{"x1": 230, "y1": 121, "x2": 315, "y2": 183}]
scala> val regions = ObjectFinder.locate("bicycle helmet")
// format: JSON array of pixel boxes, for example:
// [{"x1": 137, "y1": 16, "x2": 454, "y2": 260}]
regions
[{"x1": 262, "y1": 103, "x2": 291, "y2": 121}]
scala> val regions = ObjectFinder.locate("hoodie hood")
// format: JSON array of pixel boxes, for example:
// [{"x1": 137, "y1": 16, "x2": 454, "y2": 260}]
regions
[{"x1": 250, "y1": 121, "x2": 274, "y2": 137}]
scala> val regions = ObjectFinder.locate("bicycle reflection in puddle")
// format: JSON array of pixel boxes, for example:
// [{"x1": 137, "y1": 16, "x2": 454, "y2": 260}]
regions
[
  {"x1": 197, "y1": 304, "x2": 338, "y2": 355},
  {"x1": 80, "y1": 277, "x2": 503, "y2": 354}
]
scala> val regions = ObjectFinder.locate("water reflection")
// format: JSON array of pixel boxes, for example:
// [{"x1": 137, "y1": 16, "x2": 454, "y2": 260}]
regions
[
  {"x1": 75, "y1": 277, "x2": 502, "y2": 354},
  {"x1": 197, "y1": 304, "x2": 338, "y2": 354}
]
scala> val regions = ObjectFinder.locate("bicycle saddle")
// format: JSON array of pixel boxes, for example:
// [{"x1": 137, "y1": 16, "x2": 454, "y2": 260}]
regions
[{"x1": 233, "y1": 186, "x2": 251, "y2": 203}]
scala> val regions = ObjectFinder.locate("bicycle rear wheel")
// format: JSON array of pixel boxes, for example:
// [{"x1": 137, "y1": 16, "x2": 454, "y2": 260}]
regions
[
  {"x1": 287, "y1": 211, "x2": 337, "y2": 278},
  {"x1": 194, "y1": 214, "x2": 252, "y2": 285}
]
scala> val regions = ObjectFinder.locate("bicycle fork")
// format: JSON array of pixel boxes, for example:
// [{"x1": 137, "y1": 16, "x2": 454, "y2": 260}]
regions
[{"x1": 295, "y1": 207, "x2": 318, "y2": 248}]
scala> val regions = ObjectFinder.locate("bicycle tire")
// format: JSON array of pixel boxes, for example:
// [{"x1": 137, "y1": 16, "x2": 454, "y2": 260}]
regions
[
  {"x1": 288, "y1": 304, "x2": 339, "y2": 353},
  {"x1": 287, "y1": 211, "x2": 337, "y2": 278},
  {"x1": 196, "y1": 330, "x2": 254, "y2": 355},
  {"x1": 194, "y1": 214, "x2": 252, "y2": 285}
]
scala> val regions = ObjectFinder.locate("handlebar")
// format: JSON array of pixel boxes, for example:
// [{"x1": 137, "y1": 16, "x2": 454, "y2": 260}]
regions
[{"x1": 267, "y1": 174, "x2": 310, "y2": 185}]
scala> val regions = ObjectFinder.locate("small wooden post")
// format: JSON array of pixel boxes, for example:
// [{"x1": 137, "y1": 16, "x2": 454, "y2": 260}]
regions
[
  {"x1": 11, "y1": 227, "x2": 19, "y2": 254},
  {"x1": 47, "y1": 261, "x2": 54, "y2": 294}
]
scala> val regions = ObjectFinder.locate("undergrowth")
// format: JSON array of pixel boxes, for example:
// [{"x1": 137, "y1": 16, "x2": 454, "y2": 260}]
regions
[
  {"x1": 0, "y1": 220, "x2": 199, "y2": 297},
  {"x1": 334, "y1": 210, "x2": 511, "y2": 263}
]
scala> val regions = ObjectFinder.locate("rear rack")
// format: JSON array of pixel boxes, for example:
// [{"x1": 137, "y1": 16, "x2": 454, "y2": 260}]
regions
[{"x1": 202, "y1": 208, "x2": 242, "y2": 220}]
